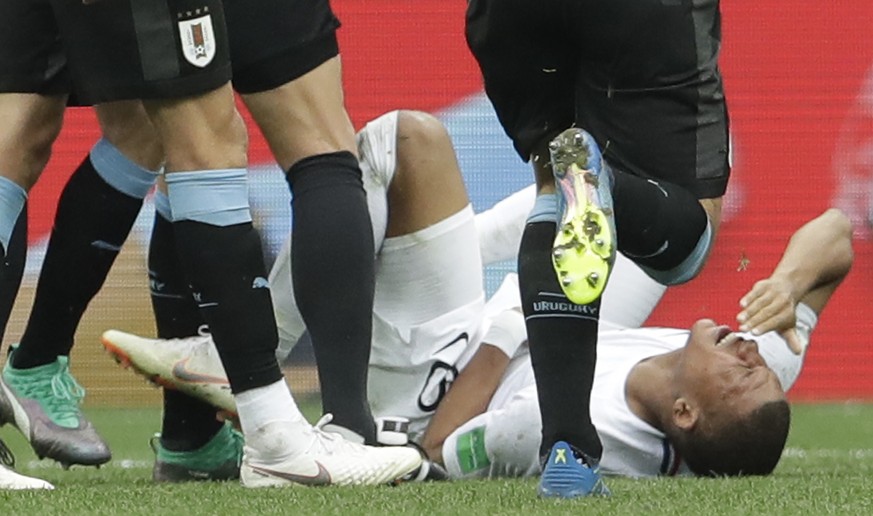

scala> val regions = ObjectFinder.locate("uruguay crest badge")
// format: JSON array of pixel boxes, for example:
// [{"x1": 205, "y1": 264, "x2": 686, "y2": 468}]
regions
[{"x1": 178, "y1": 14, "x2": 216, "y2": 68}]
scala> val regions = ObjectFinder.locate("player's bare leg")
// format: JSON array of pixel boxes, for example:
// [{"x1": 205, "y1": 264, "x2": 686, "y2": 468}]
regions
[
  {"x1": 145, "y1": 84, "x2": 419, "y2": 487},
  {"x1": 0, "y1": 93, "x2": 115, "y2": 468},
  {"x1": 242, "y1": 56, "x2": 379, "y2": 443}
]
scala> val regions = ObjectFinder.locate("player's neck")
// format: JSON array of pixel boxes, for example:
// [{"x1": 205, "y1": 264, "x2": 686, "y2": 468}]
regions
[{"x1": 625, "y1": 351, "x2": 681, "y2": 431}]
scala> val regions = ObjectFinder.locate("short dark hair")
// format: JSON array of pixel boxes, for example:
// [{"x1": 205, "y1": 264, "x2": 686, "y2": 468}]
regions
[{"x1": 669, "y1": 400, "x2": 791, "y2": 477}]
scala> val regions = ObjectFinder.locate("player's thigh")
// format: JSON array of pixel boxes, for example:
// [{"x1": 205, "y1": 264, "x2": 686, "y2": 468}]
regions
[
  {"x1": 241, "y1": 57, "x2": 355, "y2": 170},
  {"x1": 375, "y1": 208, "x2": 483, "y2": 328},
  {"x1": 95, "y1": 102, "x2": 164, "y2": 171},
  {"x1": 0, "y1": 93, "x2": 66, "y2": 190},
  {"x1": 0, "y1": 0, "x2": 69, "y2": 187},
  {"x1": 143, "y1": 85, "x2": 247, "y2": 171},
  {"x1": 230, "y1": 0, "x2": 348, "y2": 169},
  {"x1": 386, "y1": 111, "x2": 470, "y2": 238}
]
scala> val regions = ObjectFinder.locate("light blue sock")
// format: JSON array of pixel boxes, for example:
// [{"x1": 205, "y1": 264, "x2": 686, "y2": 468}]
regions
[
  {"x1": 153, "y1": 190, "x2": 172, "y2": 221},
  {"x1": 527, "y1": 193, "x2": 558, "y2": 224},
  {"x1": 165, "y1": 168, "x2": 252, "y2": 226},
  {"x1": 90, "y1": 138, "x2": 160, "y2": 199},
  {"x1": 0, "y1": 176, "x2": 27, "y2": 253}
]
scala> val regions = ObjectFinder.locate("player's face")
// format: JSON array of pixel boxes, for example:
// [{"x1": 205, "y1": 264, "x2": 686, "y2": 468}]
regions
[{"x1": 676, "y1": 319, "x2": 786, "y2": 415}]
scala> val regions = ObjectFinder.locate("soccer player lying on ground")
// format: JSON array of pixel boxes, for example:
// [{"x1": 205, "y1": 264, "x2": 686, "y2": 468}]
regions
[{"x1": 104, "y1": 110, "x2": 853, "y2": 478}]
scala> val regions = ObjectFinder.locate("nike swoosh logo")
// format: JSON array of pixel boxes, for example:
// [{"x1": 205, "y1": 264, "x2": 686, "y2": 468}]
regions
[
  {"x1": 249, "y1": 461, "x2": 332, "y2": 486},
  {"x1": 171, "y1": 358, "x2": 230, "y2": 385},
  {"x1": 91, "y1": 240, "x2": 122, "y2": 252},
  {"x1": 434, "y1": 333, "x2": 469, "y2": 354}
]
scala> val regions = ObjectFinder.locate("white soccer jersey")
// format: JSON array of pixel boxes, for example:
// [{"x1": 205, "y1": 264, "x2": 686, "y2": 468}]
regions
[
  {"x1": 591, "y1": 328, "x2": 693, "y2": 477},
  {"x1": 267, "y1": 109, "x2": 815, "y2": 478},
  {"x1": 442, "y1": 305, "x2": 816, "y2": 479}
]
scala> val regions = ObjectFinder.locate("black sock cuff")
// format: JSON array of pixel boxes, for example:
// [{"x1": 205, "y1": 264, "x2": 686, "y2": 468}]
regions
[
  {"x1": 70, "y1": 155, "x2": 141, "y2": 204},
  {"x1": 286, "y1": 151, "x2": 362, "y2": 193}
]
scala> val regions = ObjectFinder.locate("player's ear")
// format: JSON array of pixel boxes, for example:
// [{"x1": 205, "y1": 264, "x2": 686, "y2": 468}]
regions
[{"x1": 672, "y1": 398, "x2": 699, "y2": 431}]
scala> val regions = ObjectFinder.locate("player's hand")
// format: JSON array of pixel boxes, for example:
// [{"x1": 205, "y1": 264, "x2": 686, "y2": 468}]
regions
[{"x1": 737, "y1": 277, "x2": 804, "y2": 355}]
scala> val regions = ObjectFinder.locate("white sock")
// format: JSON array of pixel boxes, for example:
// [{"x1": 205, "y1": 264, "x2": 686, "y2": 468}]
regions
[
  {"x1": 234, "y1": 379, "x2": 307, "y2": 438},
  {"x1": 474, "y1": 185, "x2": 536, "y2": 266}
]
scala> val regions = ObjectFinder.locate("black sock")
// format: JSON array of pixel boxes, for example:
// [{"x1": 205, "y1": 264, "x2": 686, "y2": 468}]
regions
[
  {"x1": 519, "y1": 221, "x2": 602, "y2": 460},
  {"x1": 13, "y1": 158, "x2": 144, "y2": 369},
  {"x1": 0, "y1": 205, "x2": 27, "y2": 347},
  {"x1": 611, "y1": 171, "x2": 708, "y2": 271},
  {"x1": 286, "y1": 151, "x2": 376, "y2": 443},
  {"x1": 149, "y1": 212, "x2": 222, "y2": 451},
  {"x1": 172, "y1": 220, "x2": 282, "y2": 393}
]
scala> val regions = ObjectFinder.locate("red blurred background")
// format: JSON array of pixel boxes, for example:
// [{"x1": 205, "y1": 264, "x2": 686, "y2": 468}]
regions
[{"x1": 24, "y1": 1, "x2": 873, "y2": 401}]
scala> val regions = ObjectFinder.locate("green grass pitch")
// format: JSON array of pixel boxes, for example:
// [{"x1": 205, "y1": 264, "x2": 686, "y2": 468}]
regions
[{"x1": 2, "y1": 403, "x2": 873, "y2": 514}]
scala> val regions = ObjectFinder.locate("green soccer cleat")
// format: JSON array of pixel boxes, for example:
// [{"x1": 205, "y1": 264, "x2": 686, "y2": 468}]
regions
[
  {"x1": 549, "y1": 128, "x2": 616, "y2": 305},
  {"x1": 151, "y1": 422, "x2": 244, "y2": 482},
  {"x1": 0, "y1": 348, "x2": 110, "y2": 467}
]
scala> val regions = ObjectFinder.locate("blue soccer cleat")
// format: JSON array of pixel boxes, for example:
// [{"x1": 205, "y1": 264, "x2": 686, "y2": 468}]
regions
[
  {"x1": 538, "y1": 441, "x2": 610, "y2": 498},
  {"x1": 549, "y1": 128, "x2": 616, "y2": 305}
]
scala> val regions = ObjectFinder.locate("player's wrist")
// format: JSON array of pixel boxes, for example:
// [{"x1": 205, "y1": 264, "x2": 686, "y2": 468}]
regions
[{"x1": 483, "y1": 309, "x2": 527, "y2": 358}]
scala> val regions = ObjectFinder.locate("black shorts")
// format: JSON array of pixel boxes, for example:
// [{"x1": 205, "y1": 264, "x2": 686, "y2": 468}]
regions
[
  {"x1": 0, "y1": 0, "x2": 232, "y2": 104},
  {"x1": 466, "y1": 0, "x2": 730, "y2": 198},
  {"x1": 0, "y1": 0, "x2": 339, "y2": 101},
  {"x1": 225, "y1": 0, "x2": 341, "y2": 94}
]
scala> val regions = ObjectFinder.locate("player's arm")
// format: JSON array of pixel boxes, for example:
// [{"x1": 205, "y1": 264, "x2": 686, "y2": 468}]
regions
[
  {"x1": 420, "y1": 309, "x2": 526, "y2": 463},
  {"x1": 737, "y1": 208, "x2": 853, "y2": 352}
]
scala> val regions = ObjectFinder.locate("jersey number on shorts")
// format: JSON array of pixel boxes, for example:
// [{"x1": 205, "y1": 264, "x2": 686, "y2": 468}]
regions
[{"x1": 417, "y1": 333, "x2": 468, "y2": 412}]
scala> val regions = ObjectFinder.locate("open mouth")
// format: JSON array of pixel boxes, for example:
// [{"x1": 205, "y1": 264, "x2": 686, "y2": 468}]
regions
[{"x1": 715, "y1": 325, "x2": 739, "y2": 347}]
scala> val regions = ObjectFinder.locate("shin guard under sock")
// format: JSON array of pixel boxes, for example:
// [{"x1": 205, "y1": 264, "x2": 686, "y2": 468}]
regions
[
  {"x1": 15, "y1": 144, "x2": 156, "y2": 368},
  {"x1": 149, "y1": 206, "x2": 222, "y2": 451},
  {"x1": 519, "y1": 221, "x2": 602, "y2": 460},
  {"x1": 172, "y1": 219, "x2": 282, "y2": 393},
  {"x1": 166, "y1": 169, "x2": 282, "y2": 394},
  {"x1": 286, "y1": 151, "x2": 377, "y2": 443}
]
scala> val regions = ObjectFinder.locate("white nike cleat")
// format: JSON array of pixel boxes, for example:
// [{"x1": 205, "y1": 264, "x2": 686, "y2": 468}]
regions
[
  {"x1": 241, "y1": 415, "x2": 422, "y2": 488},
  {"x1": 0, "y1": 439, "x2": 54, "y2": 490},
  {"x1": 101, "y1": 330, "x2": 235, "y2": 414},
  {"x1": 0, "y1": 464, "x2": 54, "y2": 490}
]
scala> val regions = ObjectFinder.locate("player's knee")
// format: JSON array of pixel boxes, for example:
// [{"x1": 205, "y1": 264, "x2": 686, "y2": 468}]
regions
[
  {"x1": 0, "y1": 95, "x2": 66, "y2": 189},
  {"x1": 396, "y1": 110, "x2": 451, "y2": 155},
  {"x1": 96, "y1": 101, "x2": 164, "y2": 171},
  {"x1": 145, "y1": 87, "x2": 249, "y2": 171},
  {"x1": 638, "y1": 220, "x2": 713, "y2": 286}
]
